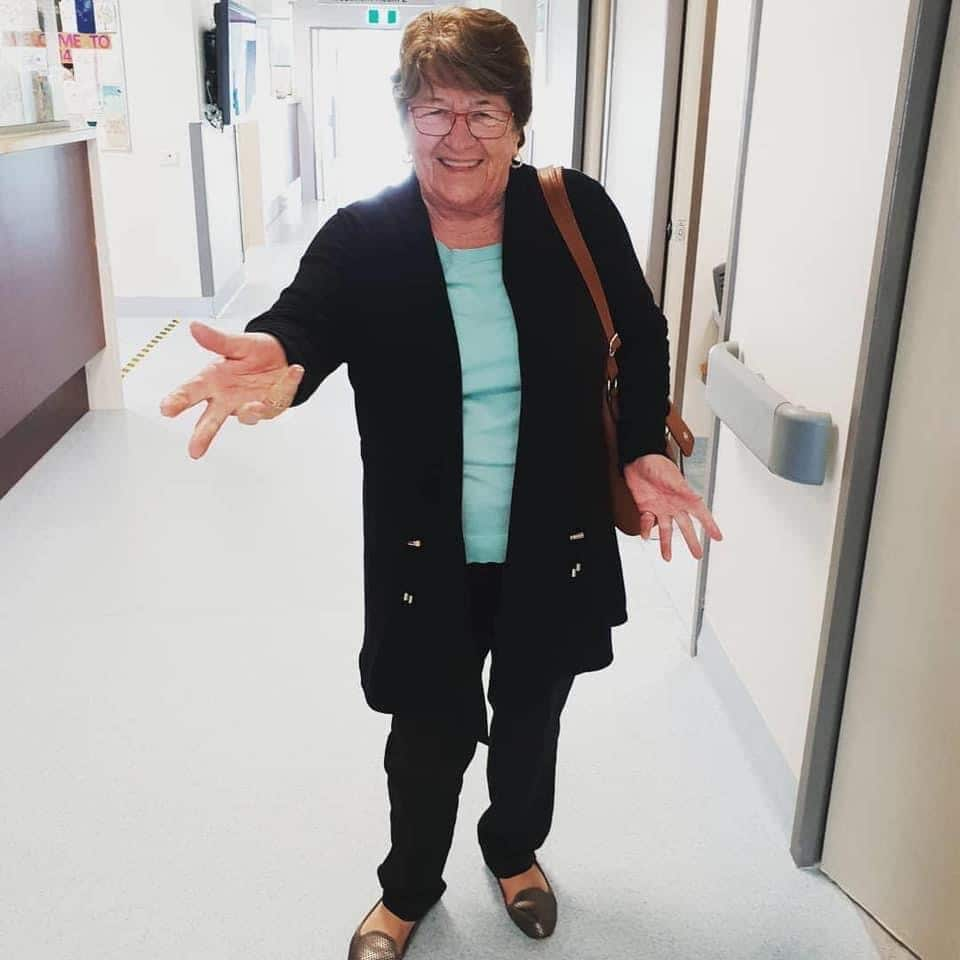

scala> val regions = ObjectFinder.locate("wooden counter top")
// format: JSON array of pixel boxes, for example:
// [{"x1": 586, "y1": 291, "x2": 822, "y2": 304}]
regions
[{"x1": 0, "y1": 125, "x2": 96, "y2": 157}]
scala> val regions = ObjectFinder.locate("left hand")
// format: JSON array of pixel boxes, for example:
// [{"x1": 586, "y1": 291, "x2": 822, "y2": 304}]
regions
[{"x1": 623, "y1": 454, "x2": 723, "y2": 562}]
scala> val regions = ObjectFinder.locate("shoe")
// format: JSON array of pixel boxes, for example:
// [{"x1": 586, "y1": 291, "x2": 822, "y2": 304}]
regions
[
  {"x1": 347, "y1": 898, "x2": 423, "y2": 960},
  {"x1": 492, "y1": 858, "x2": 558, "y2": 939}
]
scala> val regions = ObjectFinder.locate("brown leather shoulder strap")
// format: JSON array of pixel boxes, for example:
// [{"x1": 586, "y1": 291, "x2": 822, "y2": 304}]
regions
[
  {"x1": 537, "y1": 165, "x2": 694, "y2": 457},
  {"x1": 537, "y1": 166, "x2": 620, "y2": 382}
]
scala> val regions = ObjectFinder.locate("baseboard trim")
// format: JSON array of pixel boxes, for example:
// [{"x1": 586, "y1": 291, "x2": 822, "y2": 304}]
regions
[
  {"x1": 211, "y1": 267, "x2": 245, "y2": 316},
  {"x1": 0, "y1": 368, "x2": 88, "y2": 499},
  {"x1": 115, "y1": 296, "x2": 213, "y2": 318},
  {"x1": 265, "y1": 176, "x2": 303, "y2": 229},
  {"x1": 264, "y1": 195, "x2": 284, "y2": 230},
  {"x1": 697, "y1": 616, "x2": 799, "y2": 839},
  {"x1": 115, "y1": 267, "x2": 245, "y2": 320}
]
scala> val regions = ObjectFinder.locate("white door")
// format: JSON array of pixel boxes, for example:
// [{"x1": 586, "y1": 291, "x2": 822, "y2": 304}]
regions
[
  {"x1": 819, "y1": 8, "x2": 960, "y2": 958},
  {"x1": 311, "y1": 27, "x2": 407, "y2": 208},
  {"x1": 311, "y1": 27, "x2": 337, "y2": 203}
]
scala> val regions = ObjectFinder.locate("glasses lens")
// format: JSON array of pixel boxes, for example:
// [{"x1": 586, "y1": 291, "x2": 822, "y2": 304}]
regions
[
  {"x1": 411, "y1": 107, "x2": 452, "y2": 135},
  {"x1": 467, "y1": 111, "x2": 510, "y2": 138}
]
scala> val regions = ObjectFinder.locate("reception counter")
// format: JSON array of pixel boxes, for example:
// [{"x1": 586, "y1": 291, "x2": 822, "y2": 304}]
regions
[{"x1": 0, "y1": 126, "x2": 123, "y2": 498}]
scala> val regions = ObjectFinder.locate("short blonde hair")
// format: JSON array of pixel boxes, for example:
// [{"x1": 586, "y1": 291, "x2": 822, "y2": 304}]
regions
[{"x1": 392, "y1": 7, "x2": 533, "y2": 148}]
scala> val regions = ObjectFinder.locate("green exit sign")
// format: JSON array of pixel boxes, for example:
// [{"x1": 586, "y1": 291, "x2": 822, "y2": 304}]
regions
[{"x1": 367, "y1": 7, "x2": 398, "y2": 26}]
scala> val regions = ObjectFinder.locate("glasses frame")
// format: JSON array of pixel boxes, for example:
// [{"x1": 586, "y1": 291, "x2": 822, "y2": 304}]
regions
[{"x1": 407, "y1": 105, "x2": 515, "y2": 140}]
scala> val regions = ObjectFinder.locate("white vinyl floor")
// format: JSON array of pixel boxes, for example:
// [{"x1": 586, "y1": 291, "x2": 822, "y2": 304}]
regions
[{"x1": 0, "y1": 201, "x2": 914, "y2": 959}]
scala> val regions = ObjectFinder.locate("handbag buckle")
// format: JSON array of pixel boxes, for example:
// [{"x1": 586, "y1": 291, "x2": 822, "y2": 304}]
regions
[{"x1": 608, "y1": 332, "x2": 621, "y2": 357}]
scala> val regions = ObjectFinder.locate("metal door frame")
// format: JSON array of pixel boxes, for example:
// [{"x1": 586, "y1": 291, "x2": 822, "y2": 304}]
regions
[
  {"x1": 650, "y1": 0, "x2": 689, "y2": 308},
  {"x1": 690, "y1": 0, "x2": 765, "y2": 659},
  {"x1": 591, "y1": 0, "x2": 687, "y2": 306},
  {"x1": 664, "y1": 0, "x2": 718, "y2": 410},
  {"x1": 571, "y1": 0, "x2": 593, "y2": 169}
]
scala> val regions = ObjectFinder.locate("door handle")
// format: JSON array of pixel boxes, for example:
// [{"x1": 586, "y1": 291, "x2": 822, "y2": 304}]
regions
[{"x1": 705, "y1": 341, "x2": 833, "y2": 485}]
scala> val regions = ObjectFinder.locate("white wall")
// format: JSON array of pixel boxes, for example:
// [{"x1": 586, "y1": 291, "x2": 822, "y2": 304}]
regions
[
  {"x1": 703, "y1": 0, "x2": 911, "y2": 778},
  {"x1": 258, "y1": 94, "x2": 300, "y2": 228},
  {"x1": 255, "y1": 13, "x2": 301, "y2": 226},
  {"x1": 682, "y1": 0, "x2": 753, "y2": 436},
  {"x1": 529, "y1": 0, "x2": 579, "y2": 167},
  {"x1": 100, "y1": 0, "x2": 203, "y2": 299},
  {"x1": 99, "y1": 0, "x2": 248, "y2": 306},
  {"x1": 603, "y1": 0, "x2": 668, "y2": 272}
]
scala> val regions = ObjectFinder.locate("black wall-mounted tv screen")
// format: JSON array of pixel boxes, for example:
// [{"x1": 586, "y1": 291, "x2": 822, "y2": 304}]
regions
[{"x1": 214, "y1": 0, "x2": 257, "y2": 126}]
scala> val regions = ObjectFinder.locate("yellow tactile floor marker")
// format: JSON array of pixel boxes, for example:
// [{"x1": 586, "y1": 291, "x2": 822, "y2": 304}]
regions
[{"x1": 121, "y1": 317, "x2": 182, "y2": 378}]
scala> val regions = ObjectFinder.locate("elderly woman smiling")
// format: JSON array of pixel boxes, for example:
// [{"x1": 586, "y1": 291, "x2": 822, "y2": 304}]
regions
[{"x1": 161, "y1": 7, "x2": 721, "y2": 959}]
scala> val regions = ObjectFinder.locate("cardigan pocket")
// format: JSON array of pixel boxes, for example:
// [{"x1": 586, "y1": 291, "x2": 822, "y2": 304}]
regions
[
  {"x1": 397, "y1": 533, "x2": 425, "y2": 611},
  {"x1": 561, "y1": 526, "x2": 601, "y2": 619},
  {"x1": 565, "y1": 527, "x2": 586, "y2": 585},
  {"x1": 363, "y1": 523, "x2": 425, "y2": 628}
]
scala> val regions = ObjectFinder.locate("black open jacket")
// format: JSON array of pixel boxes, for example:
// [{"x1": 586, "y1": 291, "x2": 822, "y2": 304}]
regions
[{"x1": 246, "y1": 163, "x2": 670, "y2": 741}]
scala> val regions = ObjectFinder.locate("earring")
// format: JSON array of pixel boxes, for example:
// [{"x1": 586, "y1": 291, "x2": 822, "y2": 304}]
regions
[{"x1": 511, "y1": 155, "x2": 523, "y2": 169}]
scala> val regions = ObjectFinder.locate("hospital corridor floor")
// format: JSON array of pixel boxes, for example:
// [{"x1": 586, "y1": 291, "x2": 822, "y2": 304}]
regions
[{"x1": 0, "y1": 203, "x2": 914, "y2": 959}]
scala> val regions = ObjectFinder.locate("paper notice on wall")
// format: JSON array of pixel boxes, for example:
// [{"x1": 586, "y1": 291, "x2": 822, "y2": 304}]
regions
[
  {"x1": 57, "y1": 0, "x2": 77, "y2": 33},
  {"x1": 53, "y1": 0, "x2": 127, "y2": 144},
  {"x1": 31, "y1": 65, "x2": 53, "y2": 119},
  {"x1": 0, "y1": 0, "x2": 41, "y2": 31},
  {"x1": 74, "y1": 0, "x2": 94, "y2": 33},
  {"x1": 0, "y1": 29, "x2": 45, "y2": 46},
  {"x1": 70, "y1": 43, "x2": 98, "y2": 114},
  {"x1": 92, "y1": 0, "x2": 115, "y2": 33},
  {"x1": 59, "y1": 31, "x2": 110, "y2": 61},
  {"x1": 60, "y1": 59, "x2": 81, "y2": 114},
  {"x1": 0, "y1": 53, "x2": 26, "y2": 123},
  {"x1": 99, "y1": 79, "x2": 127, "y2": 149},
  {"x1": 95, "y1": 38, "x2": 120, "y2": 83}
]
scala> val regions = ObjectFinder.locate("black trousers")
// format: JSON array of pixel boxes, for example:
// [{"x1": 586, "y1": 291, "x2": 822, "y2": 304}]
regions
[{"x1": 377, "y1": 561, "x2": 577, "y2": 922}]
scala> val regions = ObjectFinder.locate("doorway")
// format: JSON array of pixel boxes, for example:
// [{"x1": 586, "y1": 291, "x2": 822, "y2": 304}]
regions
[
  {"x1": 799, "y1": 3, "x2": 958, "y2": 956},
  {"x1": 311, "y1": 27, "x2": 408, "y2": 208}
]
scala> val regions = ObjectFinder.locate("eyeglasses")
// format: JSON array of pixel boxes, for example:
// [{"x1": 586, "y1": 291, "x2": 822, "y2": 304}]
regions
[{"x1": 408, "y1": 105, "x2": 513, "y2": 139}]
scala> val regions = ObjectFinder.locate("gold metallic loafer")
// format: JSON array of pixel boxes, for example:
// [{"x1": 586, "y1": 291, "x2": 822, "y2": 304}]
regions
[
  {"x1": 493, "y1": 859, "x2": 558, "y2": 939},
  {"x1": 347, "y1": 899, "x2": 422, "y2": 960}
]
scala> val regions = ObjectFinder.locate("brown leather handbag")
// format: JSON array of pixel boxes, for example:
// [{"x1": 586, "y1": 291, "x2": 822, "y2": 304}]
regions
[{"x1": 537, "y1": 166, "x2": 694, "y2": 536}]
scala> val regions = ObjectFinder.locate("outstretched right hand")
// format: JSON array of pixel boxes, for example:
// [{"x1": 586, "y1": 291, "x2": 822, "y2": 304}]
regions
[{"x1": 159, "y1": 320, "x2": 305, "y2": 459}]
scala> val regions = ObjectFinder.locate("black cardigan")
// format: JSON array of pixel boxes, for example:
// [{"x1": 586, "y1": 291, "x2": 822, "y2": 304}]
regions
[{"x1": 246, "y1": 163, "x2": 671, "y2": 736}]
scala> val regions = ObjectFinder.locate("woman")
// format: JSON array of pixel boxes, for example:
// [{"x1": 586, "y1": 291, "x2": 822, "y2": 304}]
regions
[{"x1": 161, "y1": 8, "x2": 722, "y2": 958}]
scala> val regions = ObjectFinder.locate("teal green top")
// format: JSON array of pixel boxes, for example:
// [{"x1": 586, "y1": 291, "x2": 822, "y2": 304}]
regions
[{"x1": 435, "y1": 239, "x2": 521, "y2": 563}]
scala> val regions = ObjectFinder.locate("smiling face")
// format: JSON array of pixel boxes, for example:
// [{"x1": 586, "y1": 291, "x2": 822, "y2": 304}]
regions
[{"x1": 405, "y1": 82, "x2": 522, "y2": 219}]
